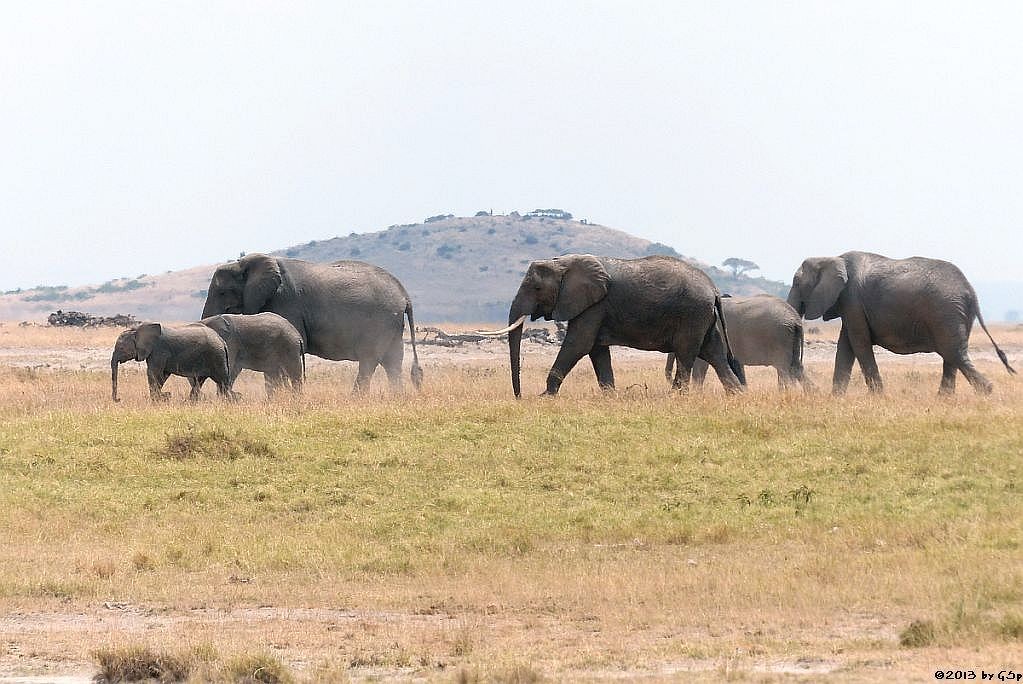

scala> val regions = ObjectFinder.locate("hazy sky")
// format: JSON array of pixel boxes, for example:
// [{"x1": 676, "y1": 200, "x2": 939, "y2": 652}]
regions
[{"x1": 2, "y1": 2, "x2": 1022, "y2": 291}]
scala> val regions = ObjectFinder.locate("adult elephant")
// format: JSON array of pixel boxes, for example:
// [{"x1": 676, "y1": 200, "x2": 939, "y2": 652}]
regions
[
  {"x1": 480, "y1": 254, "x2": 745, "y2": 397},
  {"x1": 787, "y1": 251, "x2": 1015, "y2": 395},
  {"x1": 201, "y1": 254, "x2": 422, "y2": 392},
  {"x1": 665, "y1": 294, "x2": 813, "y2": 392}
]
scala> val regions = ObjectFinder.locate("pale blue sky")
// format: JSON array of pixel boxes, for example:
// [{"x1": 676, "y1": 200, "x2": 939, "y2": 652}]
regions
[{"x1": 2, "y1": 2, "x2": 1021, "y2": 293}]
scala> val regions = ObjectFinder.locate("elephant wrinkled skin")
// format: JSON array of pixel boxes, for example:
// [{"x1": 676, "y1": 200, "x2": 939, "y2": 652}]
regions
[
  {"x1": 666, "y1": 294, "x2": 813, "y2": 392},
  {"x1": 198, "y1": 312, "x2": 305, "y2": 398},
  {"x1": 110, "y1": 322, "x2": 232, "y2": 402},
  {"x1": 201, "y1": 254, "x2": 421, "y2": 393},
  {"x1": 787, "y1": 250, "x2": 1015, "y2": 395},
  {"x1": 484, "y1": 254, "x2": 745, "y2": 397}
]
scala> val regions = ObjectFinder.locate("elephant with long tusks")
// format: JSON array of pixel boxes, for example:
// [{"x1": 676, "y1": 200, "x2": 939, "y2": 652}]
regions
[{"x1": 480, "y1": 254, "x2": 745, "y2": 397}]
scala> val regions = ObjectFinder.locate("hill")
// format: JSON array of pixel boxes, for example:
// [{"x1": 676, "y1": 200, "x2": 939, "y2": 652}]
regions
[{"x1": 0, "y1": 213, "x2": 788, "y2": 323}]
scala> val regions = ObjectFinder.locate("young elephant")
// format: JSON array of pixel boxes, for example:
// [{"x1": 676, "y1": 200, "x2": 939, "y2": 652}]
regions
[
  {"x1": 198, "y1": 312, "x2": 305, "y2": 397},
  {"x1": 665, "y1": 294, "x2": 814, "y2": 392},
  {"x1": 110, "y1": 323, "x2": 232, "y2": 401}
]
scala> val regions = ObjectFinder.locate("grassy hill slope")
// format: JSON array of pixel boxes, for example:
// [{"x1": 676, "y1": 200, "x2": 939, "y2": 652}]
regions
[{"x1": 0, "y1": 214, "x2": 788, "y2": 323}]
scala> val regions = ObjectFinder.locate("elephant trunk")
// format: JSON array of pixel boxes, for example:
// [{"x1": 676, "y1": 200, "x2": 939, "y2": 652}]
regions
[
  {"x1": 110, "y1": 355, "x2": 122, "y2": 402},
  {"x1": 786, "y1": 288, "x2": 804, "y2": 317},
  {"x1": 201, "y1": 298, "x2": 217, "y2": 320},
  {"x1": 507, "y1": 289, "x2": 533, "y2": 398}
]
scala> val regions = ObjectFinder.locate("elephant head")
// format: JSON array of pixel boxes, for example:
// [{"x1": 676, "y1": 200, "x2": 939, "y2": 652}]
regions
[
  {"x1": 488, "y1": 254, "x2": 609, "y2": 397},
  {"x1": 201, "y1": 253, "x2": 282, "y2": 318},
  {"x1": 787, "y1": 256, "x2": 848, "y2": 321},
  {"x1": 110, "y1": 323, "x2": 162, "y2": 401}
]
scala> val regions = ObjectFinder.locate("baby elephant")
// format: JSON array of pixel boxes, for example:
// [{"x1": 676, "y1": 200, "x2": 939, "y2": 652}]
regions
[
  {"x1": 111, "y1": 322, "x2": 232, "y2": 401},
  {"x1": 198, "y1": 312, "x2": 305, "y2": 398}
]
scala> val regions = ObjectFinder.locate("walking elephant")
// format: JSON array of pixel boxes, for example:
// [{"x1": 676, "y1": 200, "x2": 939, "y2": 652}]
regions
[
  {"x1": 201, "y1": 254, "x2": 421, "y2": 392},
  {"x1": 198, "y1": 313, "x2": 305, "y2": 398},
  {"x1": 480, "y1": 254, "x2": 745, "y2": 397},
  {"x1": 665, "y1": 294, "x2": 813, "y2": 392},
  {"x1": 111, "y1": 322, "x2": 232, "y2": 402},
  {"x1": 787, "y1": 251, "x2": 1015, "y2": 395}
]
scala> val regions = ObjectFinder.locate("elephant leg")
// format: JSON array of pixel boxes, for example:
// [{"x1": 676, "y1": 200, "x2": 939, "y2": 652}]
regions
[
  {"x1": 794, "y1": 365, "x2": 815, "y2": 393},
  {"x1": 147, "y1": 366, "x2": 170, "y2": 401},
  {"x1": 855, "y1": 349, "x2": 883, "y2": 393},
  {"x1": 777, "y1": 367, "x2": 800, "y2": 391},
  {"x1": 189, "y1": 377, "x2": 207, "y2": 401},
  {"x1": 698, "y1": 327, "x2": 742, "y2": 394},
  {"x1": 353, "y1": 359, "x2": 379, "y2": 394},
  {"x1": 691, "y1": 358, "x2": 709, "y2": 388},
  {"x1": 215, "y1": 378, "x2": 236, "y2": 400},
  {"x1": 956, "y1": 355, "x2": 993, "y2": 395},
  {"x1": 226, "y1": 362, "x2": 241, "y2": 388},
  {"x1": 939, "y1": 358, "x2": 958, "y2": 395},
  {"x1": 288, "y1": 362, "x2": 303, "y2": 394},
  {"x1": 264, "y1": 372, "x2": 280, "y2": 399},
  {"x1": 671, "y1": 355, "x2": 694, "y2": 392},
  {"x1": 588, "y1": 345, "x2": 615, "y2": 391},
  {"x1": 545, "y1": 319, "x2": 599, "y2": 396},
  {"x1": 381, "y1": 341, "x2": 405, "y2": 393},
  {"x1": 842, "y1": 315, "x2": 883, "y2": 393},
  {"x1": 832, "y1": 325, "x2": 855, "y2": 395}
]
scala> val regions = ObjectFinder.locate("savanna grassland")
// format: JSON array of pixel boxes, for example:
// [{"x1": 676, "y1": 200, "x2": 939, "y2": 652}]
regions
[{"x1": 1, "y1": 322, "x2": 1022, "y2": 682}]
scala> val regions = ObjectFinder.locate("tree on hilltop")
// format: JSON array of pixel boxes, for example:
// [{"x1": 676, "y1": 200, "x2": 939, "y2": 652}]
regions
[{"x1": 722, "y1": 257, "x2": 760, "y2": 278}]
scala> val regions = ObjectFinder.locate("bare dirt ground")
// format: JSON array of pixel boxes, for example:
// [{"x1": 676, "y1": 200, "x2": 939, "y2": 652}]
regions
[{"x1": 1, "y1": 321, "x2": 1021, "y2": 682}]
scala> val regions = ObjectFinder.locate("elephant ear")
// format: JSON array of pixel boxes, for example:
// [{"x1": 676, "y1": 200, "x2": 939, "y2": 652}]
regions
[
  {"x1": 134, "y1": 323, "x2": 162, "y2": 361},
  {"x1": 552, "y1": 254, "x2": 610, "y2": 321},
  {"x1": 804, "y1": 257, "x2": 848, "y2": 320},
  {"x1": 240, "y1": 254, "x2": 282, "y2": 314}
]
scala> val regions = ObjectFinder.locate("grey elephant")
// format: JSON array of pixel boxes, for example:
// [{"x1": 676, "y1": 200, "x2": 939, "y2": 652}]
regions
[
  {"x1": 195, "y1": 313, "x2": 305, "y2": 398},
  {"x1": 665, "y1": 294, "x2": 813, "y2": 391},
  {"x1": 111, "y1": 322, "x2": 232, "y2": 402},
  {"x1": 201, "y1": 253, "x2": 422, "y2": 392},
  {"x1": 787, "y1": 251, "x2": 1015, "y2": 395},
  {"x1": 480, "y1": 254, "x2": 745, "y2": 396}
]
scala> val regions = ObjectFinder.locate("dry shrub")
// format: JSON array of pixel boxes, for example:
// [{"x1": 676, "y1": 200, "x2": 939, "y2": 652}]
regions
[
  {"x1": 899, "y1": 619, "x2": 937, "y2": 648},
  {"x1": 131, "y1": 551, "x2": 156, "y2": 572},
  {"x1": 156, "y1": 427, "x2": 274, "y2": 460},
  {"x1": 490, "y1": 664, "x2": 544, "y2": 683},
  {"x1": 999, "y1": 613, "x2": 1023, "y2": 640},
  {"x1": 221, "y1": 653, "x2": 294, "y2": 684},
  {"x1": 92, "y1": 645, "x2": 192, "y2": 682},
  {"x1": 91, "y1": 559, "x2": 116, "y2": 580}
]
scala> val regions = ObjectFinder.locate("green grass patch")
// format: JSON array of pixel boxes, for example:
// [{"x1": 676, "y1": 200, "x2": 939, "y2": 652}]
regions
[{"x1": 1, "y1": 394, "x2": 1021, "y2": 653}]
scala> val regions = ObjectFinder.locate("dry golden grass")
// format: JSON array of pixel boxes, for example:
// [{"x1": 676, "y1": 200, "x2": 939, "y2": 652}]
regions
[{"x1": 1, "y1": 323, "x2": 1021, "y2": 682}]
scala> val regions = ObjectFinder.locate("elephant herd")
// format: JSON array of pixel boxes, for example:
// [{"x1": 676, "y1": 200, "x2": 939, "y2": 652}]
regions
[{"x1": 110, "y1": 250, "x2": 1016, "y2": 402}]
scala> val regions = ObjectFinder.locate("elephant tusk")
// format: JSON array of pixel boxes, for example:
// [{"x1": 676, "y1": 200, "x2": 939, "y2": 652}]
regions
[{"x1": 476, "y1": 315, "x2": 527, "y2": 337}]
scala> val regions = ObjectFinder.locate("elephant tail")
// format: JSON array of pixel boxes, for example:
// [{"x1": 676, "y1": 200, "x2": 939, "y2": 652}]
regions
[
  {"x1": 664, "y1": 353, "x2": 675, "y2": 384},
  {"x1": 300, "y1": 338, "x2": 306, "y2": 383},
  {"x1": 976, "y1": 309, "x2": 1016, "y2": 375},
  {"x1": 406, "y1": 302, "x2": 424, "y2": 390},
  {"x1": 716, "y1": 295, "x2": 746, "y2": 386},
  {"x1": 791, "y1": 320, "x2": 804, "y2": 375}
]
